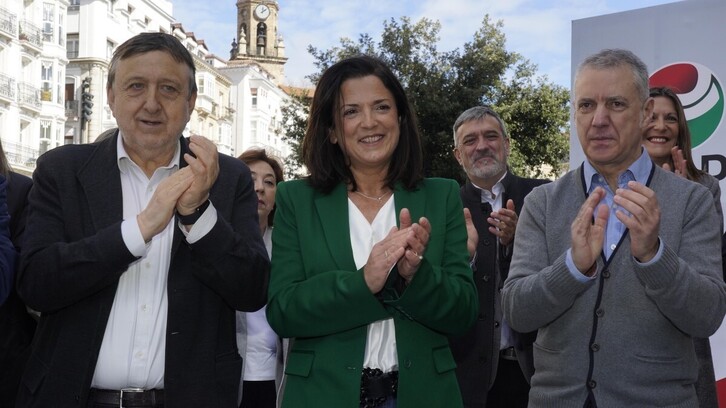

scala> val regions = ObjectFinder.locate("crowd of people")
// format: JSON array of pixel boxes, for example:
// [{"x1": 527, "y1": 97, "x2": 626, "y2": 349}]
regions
[{"x1": 0, "y1": 32, "x2": 724, "y2": 408}]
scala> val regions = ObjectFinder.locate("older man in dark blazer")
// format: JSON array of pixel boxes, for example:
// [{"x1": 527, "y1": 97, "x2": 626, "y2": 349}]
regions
[
  {"x1": 15, "y1": 32, "x2": 269, "y2": 408},
  {"x1": 450, "y1": 106, "x2": 549, "y2": 408}
]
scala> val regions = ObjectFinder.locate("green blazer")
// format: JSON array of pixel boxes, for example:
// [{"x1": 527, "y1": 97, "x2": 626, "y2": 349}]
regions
[{"x1": 267, "y1": 178, "x2": 478, "y2": 408}]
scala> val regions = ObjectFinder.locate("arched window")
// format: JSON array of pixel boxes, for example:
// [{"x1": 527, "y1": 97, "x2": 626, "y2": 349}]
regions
[{"x1": 256, "y1": 22, "x2": 267, "y2": 55}]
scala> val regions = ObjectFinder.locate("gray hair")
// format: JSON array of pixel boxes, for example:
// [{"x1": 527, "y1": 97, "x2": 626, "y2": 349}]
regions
[
  {"x1": 107, "y1": 32, "x2": 197, "y2": 98},
  {"x1": 575, "y1": 48, "x2": 649, "y2": 103},
  {"x1": 452, "y1": 106, "x2": 508, "y2": 147}
]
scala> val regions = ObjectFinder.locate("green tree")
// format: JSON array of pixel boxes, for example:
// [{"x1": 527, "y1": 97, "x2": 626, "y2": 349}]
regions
[
  {"x1": 281, "y1": 15, "x2": 570, "y2": 182},
  {"x1": 279, "y1": 89, "x2": 309, "y2": 179}
]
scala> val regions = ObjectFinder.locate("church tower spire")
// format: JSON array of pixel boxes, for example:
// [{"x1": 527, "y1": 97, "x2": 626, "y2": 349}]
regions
[{"x1": 231, "y1": 0, "x2": 288, "y2": 84}]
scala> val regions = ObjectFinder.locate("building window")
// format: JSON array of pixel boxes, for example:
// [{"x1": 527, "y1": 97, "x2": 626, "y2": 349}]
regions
[
  {"x1": 67, "y1": 35, "x2": 79, "y2": 59},
  {"x1": 41, "y1": 62, "x2": 53, "y2": 102},
  {"x1": 42, "y1": 3, "x2": 55, "y2": 43},
  {"x1": 197, "y1": 76, "x2": 205, "y2": 95},
  {"x1": 57, "y1": 69, "x2": 63, "y2": 104},
  {"x1": 69, "y1": 0, "x2": 80, "y2": 6},
  {"x1": 251, "y1": 88, "x2": 257, "y2": 107},
  {"x1": 256, "y1": 22, "x2": 267, "y2": 55},
  {"x1": 40, "y1": 120, "x2": 51, "y2": 154},
  {"x1": 57, "y1": 10, "x2": 64, "y2": 46},
  {"x1": 106, "y1": 40, "x2": 115, "y2": 60}
]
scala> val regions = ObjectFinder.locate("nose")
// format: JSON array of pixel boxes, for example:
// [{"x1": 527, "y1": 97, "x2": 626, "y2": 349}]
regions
[
  {"x1": 143, "y1": 88, "x2": 161, "y2": 112},
  {"x1": 474, "y1": 135, "x2": 490, "y2": 151},
  {"x1": 254, "y1": 179, "x2": 264, "y2": 193},
  {"x1": 650, "y1": 115, "x2": 665, "y2": 131},
  {"x1": 361, "y1": 108, "x2": 376, "y2": 128},
  {"x1": 592, "y1": 104, "x2": 609, "y2": 127}
]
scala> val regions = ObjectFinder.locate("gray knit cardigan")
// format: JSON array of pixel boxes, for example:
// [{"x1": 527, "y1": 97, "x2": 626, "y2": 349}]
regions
[{"x1": 502, "y1": 163, "x2": 726, "y2": 408}]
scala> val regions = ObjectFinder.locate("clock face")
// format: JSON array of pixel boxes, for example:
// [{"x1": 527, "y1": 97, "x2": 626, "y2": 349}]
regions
[{"x1": 254, "y1": 4, "x2": 270, "y2": 20}]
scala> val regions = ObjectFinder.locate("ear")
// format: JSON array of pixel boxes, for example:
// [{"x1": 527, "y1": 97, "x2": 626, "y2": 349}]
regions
[
  {"x1": 328, "y1": 128, "x2": 338, "y2": 144},
  {"x1": 642, "y1": 96, "x2": 654, "y2": 127}
]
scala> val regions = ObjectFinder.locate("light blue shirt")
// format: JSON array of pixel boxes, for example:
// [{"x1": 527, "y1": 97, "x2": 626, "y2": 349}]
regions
[{"x1": 566, "y1": 148, "x2": 663, "y2": 282}]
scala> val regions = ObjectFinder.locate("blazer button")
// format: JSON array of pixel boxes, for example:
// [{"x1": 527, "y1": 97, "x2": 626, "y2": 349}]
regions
[
  {"x1": 590, "y1": 343, "x2": 600, "y2": 352},
  {"x1": 602, "y1": 270, "x2": 611, "y2": 279},
  {"x1": 482, "y1": 275, "x2": 490, "y2": 282},
  {"x1": 483, "y1": 239, "x2": 492, "y2": 246},
  {"x1": 587, "y1": 380, "x2": 597, "y2": 389},
  {"x1": 493, "y1": 321, "x2": 500, "y2": 328},
  {"x1": 595, "y1": 309, "x2": 604, "y2": 318}
]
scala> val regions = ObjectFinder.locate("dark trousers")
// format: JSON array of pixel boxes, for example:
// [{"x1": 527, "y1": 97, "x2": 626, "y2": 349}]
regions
[
  {"x1": 486, "y1": 358, "x2": 529, "y2": 408},
  {"x1": 240, "y1": 380, "x2": 276, "y2": 408}
]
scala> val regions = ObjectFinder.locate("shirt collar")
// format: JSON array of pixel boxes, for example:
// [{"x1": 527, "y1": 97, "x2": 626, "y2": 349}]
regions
[
  {"x1": 116, "y1": 131, "x2": 181, "y2": 174},
  {"x1": 583, "y1": 147, "x2": 652, "y2": 192},
  {"x1": 471, "y1": 171, "x2": 507, "y2": 202}
]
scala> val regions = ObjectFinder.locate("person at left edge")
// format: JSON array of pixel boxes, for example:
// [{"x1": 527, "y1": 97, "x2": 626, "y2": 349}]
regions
[
  {"x1": 15, "y1": 32, "x2": 269, "y2": 408},
  {"x1": 0, "y1": 174, "x2": 16, "y2": 306},
  {"x1": 266, "y1": 55, "x2": 477, "y2": 408}
]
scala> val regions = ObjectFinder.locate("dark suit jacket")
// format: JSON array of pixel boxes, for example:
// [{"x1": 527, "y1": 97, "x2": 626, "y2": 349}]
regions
[
  {"x1": 0, "y1": 171, "x2": 33, "y2": 407},
  {"x1": 16, "y1": 132, "x2": 270, "y2": 407},
  {"x1": 450, "y1": 171, "x2": 548, "y2": 407},
  {"x1": 267, "y1": 179, "x2": 478, "y2": 408},
  {"x1": 0, "y1": 175, "x2": 17, "y2": 305}
]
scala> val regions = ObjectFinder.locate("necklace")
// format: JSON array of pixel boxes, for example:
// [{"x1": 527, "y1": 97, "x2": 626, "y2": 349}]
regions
[{"x1": 353, "y1": 190, "x2": 391, "y2": 202}]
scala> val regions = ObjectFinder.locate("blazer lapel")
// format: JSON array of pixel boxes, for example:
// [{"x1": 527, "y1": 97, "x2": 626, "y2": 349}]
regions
[
  {"x1": 315, "y1": 183, "x2": 355, "y2": 271},
  {"x1": 77, "y1": 132, "x2": 123, "y2": 230},
  {"x1": 393, "y1": 182, "x2": 426, "y2": 227}
]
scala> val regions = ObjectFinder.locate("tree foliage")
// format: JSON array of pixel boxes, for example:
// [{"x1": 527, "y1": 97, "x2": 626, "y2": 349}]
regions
[{"x1": 281, "y1": 16, "x2": 570, "y2": 182}]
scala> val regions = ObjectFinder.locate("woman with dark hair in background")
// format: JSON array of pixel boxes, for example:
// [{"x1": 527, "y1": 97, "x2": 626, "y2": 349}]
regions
[
  {"x1": 643, "y1": 86, "x2": 722, "y2": 408},
  {"x1": 0, "y1": 140, "x2": 33, "y2": 407},
  {"x1": 266, "y1": 55, "x2": 477, "y2": 408},
  {"x1": 643, "y1": 87, "x2": 723, "y2": 225},
  {"x1": 236, "y1": 148, "x2": 284, "y2": 408}
]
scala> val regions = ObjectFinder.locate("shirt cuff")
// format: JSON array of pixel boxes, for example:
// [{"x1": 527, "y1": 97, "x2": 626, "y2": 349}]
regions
[
  {"x1": 178, "y1": 201, "x2": 217, "y2": 243},
  {"x1": 566, "y1": 248, "x2": 597, "y2": 283},
  {"x1": 634, "y1": 237, "x2": 663, "y2": 266},
  {"x1": 122, "y1": 217, "x2": 148, "y2": 257}
]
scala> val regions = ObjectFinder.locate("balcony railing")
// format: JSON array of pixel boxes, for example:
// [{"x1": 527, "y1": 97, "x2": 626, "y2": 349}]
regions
[
  {"x1": 19, "y1": 20, "x2": 42, "y2": 50},
  {"x1": 0, "y1": 7, "x2": 17, "y2": 38},
  {"x1": 0, "y1": 73, "x2": 16, "y2": 101},
  {"x1": 18, "y1": 82, "x2": 41, "y2": 109},
  {"x1": 0, "y1": 138, "x2": 39, "y2": 170}
]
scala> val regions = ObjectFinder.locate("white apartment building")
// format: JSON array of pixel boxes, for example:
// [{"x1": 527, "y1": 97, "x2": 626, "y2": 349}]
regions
[
  {"x1": 0, "y1": 0, "x2": 67, "y2": 174},
  {"x1": 0, "y1": 0, "x2": 294, "y2": 175},
  {"x1": 221, "y1": 61, "x2": 289, "y2": 159}
]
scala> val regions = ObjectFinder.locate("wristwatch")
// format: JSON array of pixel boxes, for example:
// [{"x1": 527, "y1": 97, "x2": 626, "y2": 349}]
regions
[{"x1": 176, "y1": 200, "x2": 211, "y2": 225}]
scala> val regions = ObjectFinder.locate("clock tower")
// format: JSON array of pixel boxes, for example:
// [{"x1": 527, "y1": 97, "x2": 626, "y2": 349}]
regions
[{"x1": 231, "y1": 0, "x2": 288, "y2": 84}]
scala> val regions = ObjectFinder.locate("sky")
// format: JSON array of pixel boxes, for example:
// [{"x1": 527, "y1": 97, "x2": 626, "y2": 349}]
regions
[{"x1": 170, "y1": 0, "x2": 680, "y2": 89}]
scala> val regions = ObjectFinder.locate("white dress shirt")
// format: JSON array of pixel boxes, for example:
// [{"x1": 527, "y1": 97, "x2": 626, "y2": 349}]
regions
[
  {"x1": 241, "y1": 227, "x2": 278, "y2": 381},
  {"x1": 349, "y1": 196, "x2": 398, "y2": 373},
  {"x1": 91, "y1": 135, "x2": 216, "y2": 389}
]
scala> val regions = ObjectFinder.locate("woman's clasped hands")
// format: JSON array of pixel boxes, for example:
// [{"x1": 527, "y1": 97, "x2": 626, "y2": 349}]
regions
[{"x1": 364, "y1": 208, "x2": 431, "y2": 293}]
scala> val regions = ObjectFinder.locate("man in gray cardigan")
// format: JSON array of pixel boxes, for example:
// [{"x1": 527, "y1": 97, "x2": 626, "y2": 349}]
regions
[{"x1": 501, "y1": 48, "x2": 726, "y2": 408}]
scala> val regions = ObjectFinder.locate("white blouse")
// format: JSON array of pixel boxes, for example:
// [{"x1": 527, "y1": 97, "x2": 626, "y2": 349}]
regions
[{"x1": 348, "y1": 195, "x2": 398, "y2": 373}]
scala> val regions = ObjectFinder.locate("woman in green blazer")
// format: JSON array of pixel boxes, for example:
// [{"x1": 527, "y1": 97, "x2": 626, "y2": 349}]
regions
[{"x1": 267, "y1": 55, "x2": 478, "y2": 408}]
